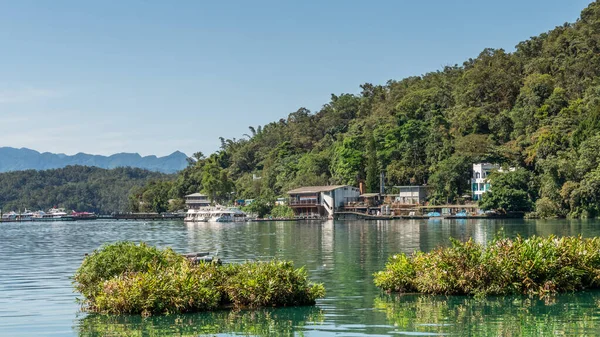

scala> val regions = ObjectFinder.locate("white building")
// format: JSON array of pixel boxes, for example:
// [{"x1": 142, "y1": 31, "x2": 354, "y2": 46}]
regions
[
  {"x1": 287, "y1": 185, "x2": 360, "y2": 218},
  {"x1": 471, "y1": 163, "x2": 515, "y2": 201}
]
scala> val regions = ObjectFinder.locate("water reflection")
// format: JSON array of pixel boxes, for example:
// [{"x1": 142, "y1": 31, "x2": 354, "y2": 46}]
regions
[
  {"x1": 375, "y1": 292, "x2": 600, "y2": 336},
  {"x1": 3, "y1": 219, "x2": 600, "y2": 336},
  {"x1": 76, "y1": 306, "x2": 323, "y2": 337}
]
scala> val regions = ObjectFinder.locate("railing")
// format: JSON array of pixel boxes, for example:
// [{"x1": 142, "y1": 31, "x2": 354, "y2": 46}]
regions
[{"x1": 289, "y1": 199, "x2": 319, "y2": 206}]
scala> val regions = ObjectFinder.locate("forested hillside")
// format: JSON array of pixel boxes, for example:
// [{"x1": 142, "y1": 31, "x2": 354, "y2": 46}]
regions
[
  {"x1": 135, "y1": 1, "x2": 600, "y2": 218},
  {"x1": 0, "y1": 166, "x2": 169, "y2": 214}
]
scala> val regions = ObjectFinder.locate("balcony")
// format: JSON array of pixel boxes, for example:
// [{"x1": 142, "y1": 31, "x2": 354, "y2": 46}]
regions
[{"x1": 289, "y1": 199, "x2": 319, "y2": 206}]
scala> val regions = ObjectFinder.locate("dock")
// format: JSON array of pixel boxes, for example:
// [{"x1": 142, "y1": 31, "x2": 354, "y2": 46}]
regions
[
  {"x1": 110, "y1": 213, "x2": 185, "y2": 221},
  {"x1": 1, "y1": 213, "x2": 185, "y2": 222},
  {"x1": 333, "y1": 211, "x2": 501, "y2": 220}
]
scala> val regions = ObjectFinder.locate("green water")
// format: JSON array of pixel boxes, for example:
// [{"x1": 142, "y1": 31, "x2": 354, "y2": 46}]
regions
[{"x1": 1, "y1": 219, "x2": 600, "y2": 336}]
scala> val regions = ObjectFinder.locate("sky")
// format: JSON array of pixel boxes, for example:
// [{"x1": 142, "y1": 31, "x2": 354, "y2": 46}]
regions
[{"x1": 0, "y1": 0, "x2": 592, "y2": 157}]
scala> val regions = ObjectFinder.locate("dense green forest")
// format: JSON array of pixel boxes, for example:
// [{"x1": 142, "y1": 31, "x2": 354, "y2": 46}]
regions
[
  {"x1": 135, "y1": 1, "x2": 600, "y2": 218},
  {"x1": 0, "y1": 166, "x2": 169, "y2": 214}
]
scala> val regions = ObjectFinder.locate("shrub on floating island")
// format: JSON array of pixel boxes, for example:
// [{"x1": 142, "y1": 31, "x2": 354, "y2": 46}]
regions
[
  {"x1": 223, "y1": 261, "x2": 324, "y2": 308},
  {"x1": 374, "y1": 235, "x2": 600, "y2": 296},
  {"x1": 73, "y1": 242, "x2": 324, "y2": 316},
  {"x1": 73, "y1": 241, "x2": 185, "y2": 302}
]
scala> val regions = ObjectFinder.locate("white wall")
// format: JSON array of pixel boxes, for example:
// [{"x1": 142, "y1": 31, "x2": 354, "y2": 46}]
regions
[{"x1": 332, "y1": 186, "x2": 360, "y2": 208}]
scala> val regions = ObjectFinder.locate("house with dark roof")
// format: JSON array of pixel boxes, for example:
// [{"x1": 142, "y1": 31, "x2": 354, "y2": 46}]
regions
[{"x1": 287, "y1": 185, "x2": 360, "y2": 218}]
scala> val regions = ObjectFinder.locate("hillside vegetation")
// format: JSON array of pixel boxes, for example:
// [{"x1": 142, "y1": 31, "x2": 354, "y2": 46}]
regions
[
  {"x1": 0, "y1": 166, "x2": 169, "y2": 214},
  {"x1": 136, "y1": 1, "x2": 600, "y2": 218}
]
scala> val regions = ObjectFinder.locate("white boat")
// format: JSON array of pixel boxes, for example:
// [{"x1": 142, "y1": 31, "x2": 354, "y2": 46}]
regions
[
  {"x1": 32, "y1": 208, "x2": 73, "y2": 221},
  {"x1": 184, "y1": 206, "x2": 247, "y2": 222},
  {"x1": 185, "y1": 208, "x2": 209, "y2": 222},
  {"x1": 2, "y1": 210, "x2": 34, "y2": 221}
]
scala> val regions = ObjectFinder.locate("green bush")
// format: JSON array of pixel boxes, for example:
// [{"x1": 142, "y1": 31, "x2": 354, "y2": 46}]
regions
[
  {"x1": 93, "y1": 263, "x2": 221, "y2": 316},
  {"x1": 74, "y1": 242, "x2": 325, "y2": 315},
  {"x1": 73, "y1": 241, "x2": 184, "y2": 301},
  {"x1": 373, "y1": 253, "x2": 416, "y2": 293},
  {"x1": 268, "y1": 205, "x2": 294, "y2": 218},
  {"x1": 223, "y1": 261, "x2": 325, "y2": 307},
  {"x1": 374, "y1": 235, "x2": 600, "y2": 296}
]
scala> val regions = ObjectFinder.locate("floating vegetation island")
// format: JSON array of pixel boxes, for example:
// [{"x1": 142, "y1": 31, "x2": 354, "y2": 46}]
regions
[
  {"x1": 73, "y1": 242, "x2": 324, "y2": 316},
  {"x1": 374, "y1": 235, "x2": 600, "y2": 296}
]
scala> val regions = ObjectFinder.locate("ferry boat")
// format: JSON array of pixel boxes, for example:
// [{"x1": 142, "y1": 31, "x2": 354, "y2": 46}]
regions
[
  {"x1": 71, "y1": 210, "x2": 98, "y2": 220},
  {"x1": 184, "y1": 206, "x2": 247, "y2": 222},
  {"x1": 32, "y1": 208, "x2": 74, "y2": 221},
  {"x1": 184, "y1": 192, "x2": 248, "y2": 222},
  {"x1": 1, "y1": 210, "x2": 34, "y2": 221}
]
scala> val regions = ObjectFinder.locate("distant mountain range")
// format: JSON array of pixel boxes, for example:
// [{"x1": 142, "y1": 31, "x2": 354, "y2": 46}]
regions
[{"x1": 0, "y1": 147, "x2": 189, "y2": 174}]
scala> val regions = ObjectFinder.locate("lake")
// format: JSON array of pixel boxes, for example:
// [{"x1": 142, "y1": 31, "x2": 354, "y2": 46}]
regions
[{"x1": 1, "y1": 219, "x2": 600, "y2": 336}]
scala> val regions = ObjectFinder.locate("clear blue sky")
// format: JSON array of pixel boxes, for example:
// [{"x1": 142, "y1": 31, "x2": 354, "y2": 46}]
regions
[{"x1": 0, "y1": 0, "x2": 592, "y2": 157}]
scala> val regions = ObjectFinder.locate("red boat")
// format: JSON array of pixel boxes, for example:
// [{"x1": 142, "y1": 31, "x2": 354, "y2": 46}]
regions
[{"x1": 71, "y1": 210, "x2": 98, "y2": 220}]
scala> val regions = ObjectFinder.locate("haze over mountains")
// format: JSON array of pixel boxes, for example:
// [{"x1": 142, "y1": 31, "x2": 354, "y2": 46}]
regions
[{"x1": 0, "y1": 147, "x2": 188, "y2": 173}]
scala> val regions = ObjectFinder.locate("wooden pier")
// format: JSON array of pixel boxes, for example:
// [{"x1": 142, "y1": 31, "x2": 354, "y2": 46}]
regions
[
  {"x1": 1, "y1": 213, "x2": 185, "y2": 222},
  {"x1": 110, "y1": 213, "x2": 185, "y2": 221}
]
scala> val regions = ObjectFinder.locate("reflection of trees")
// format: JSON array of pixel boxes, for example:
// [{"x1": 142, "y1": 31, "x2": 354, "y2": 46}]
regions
[
  {"x1": 374, "y1": 293, "x2": 600, "y2": 336},
  {"x1": 76, "y1": 306, "x2": 323, "y2": 337}
]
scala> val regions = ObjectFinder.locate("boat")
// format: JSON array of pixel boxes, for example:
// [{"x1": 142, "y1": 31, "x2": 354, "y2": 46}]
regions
[
  {"x1": 1, "y1": 210, "x2": 34, "y2": 221},
  {"x1": 184, "y1": 208, "x2": 209, "y2": 222},
  {"x1": 184, "y1": 206, "x2": 248, "y2": 222},
  {"x1": 32, "y1": 208, "x2": 74, "y2": 221},
  {"x1": 71, "y1": 210, "x2": 98, "y2": 220}
]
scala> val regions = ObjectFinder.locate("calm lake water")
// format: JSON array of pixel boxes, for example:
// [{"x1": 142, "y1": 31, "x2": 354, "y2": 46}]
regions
[{"x1": 1, "y1": 219, "x2": 600, "y2": 336}]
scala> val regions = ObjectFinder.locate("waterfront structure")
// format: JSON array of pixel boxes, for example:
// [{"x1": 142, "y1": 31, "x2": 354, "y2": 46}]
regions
[
  {"x1": 287, "y1": 185, "x2": 360, "y2": 218},
  {"x1": 344, "y1": 193, "x2": 383, "y2": 214},
  {"x1": 393, "y1": 186, "x2": 428, "y2": 204},
  {"x1": 471, "y1": 163, "x2": 515, "y2": 201},
  {"x1": 185, "y1": 193, "x2": 210, "y2": 209}
]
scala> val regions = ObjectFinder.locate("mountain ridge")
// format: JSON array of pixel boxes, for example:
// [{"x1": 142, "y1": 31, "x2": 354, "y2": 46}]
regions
[{"x1": 0, "y1": 147, "x2": 188, "y2": 173}]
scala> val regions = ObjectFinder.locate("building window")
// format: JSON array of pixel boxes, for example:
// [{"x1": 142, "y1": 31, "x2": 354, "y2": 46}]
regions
[{"x1": 475, "y1": 172, "x2": 480, "y2": 179}]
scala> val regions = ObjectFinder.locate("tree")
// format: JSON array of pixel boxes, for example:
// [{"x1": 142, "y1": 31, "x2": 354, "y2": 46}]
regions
[
  {"x1": 201, "y1": 158, "x2": 233, "y2": 204},
  {"x1": 428, "y1": 155, "x2": 471, "y2": 204},
  {"x1": 243, "y1": 198, "x2": 272, "y2": 218},
  {"x1": 479, "y1": 168, "x2": 536, "y2": 213},
  {"x1": 365, "y1": 132, "x2": 379, "y2": 193}
]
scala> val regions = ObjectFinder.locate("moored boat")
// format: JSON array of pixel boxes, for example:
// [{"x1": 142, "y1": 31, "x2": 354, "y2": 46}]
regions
[
  {"x1": 71, "y1": 210, "x2": 98, "y2": 220},
  {"x1": 184, "y1": 206, "x2": 248, "y2": 222},
  {"x1": 1, "y1": 210, "x2": 34, "y2": 221},
  {"x1": 32, "y1": 208, "x2": 74, "y2": 221}
]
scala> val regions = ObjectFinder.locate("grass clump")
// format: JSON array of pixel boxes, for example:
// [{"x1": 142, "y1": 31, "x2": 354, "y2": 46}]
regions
[
  {"x1": 374, "y1": 235, "x2": 600, "y2": 296},
  {"x1": 73, "y1": 242, "x2": 324, "y2": 316},
  {"x1": 223, "y1": 261, "x2": 325, "y2": 308}
]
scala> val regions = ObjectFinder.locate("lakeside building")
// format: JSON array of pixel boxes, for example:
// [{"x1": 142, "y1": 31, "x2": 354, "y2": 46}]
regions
[
  {"x1": 185, "y1": 193, "x2": 210, "y2": 210},
  {"x1": 287, "y1": 185, "x2": 360, "y2": 218},
  {"x1": 393, "y1": 185, "x2": 429, "y2": 204},
  {"x1": 344, "y1": 193, "x2": 383, "y2": 214},
  {"x1": 471, "y1": 163, "x2": 515, "y2": 201}
]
